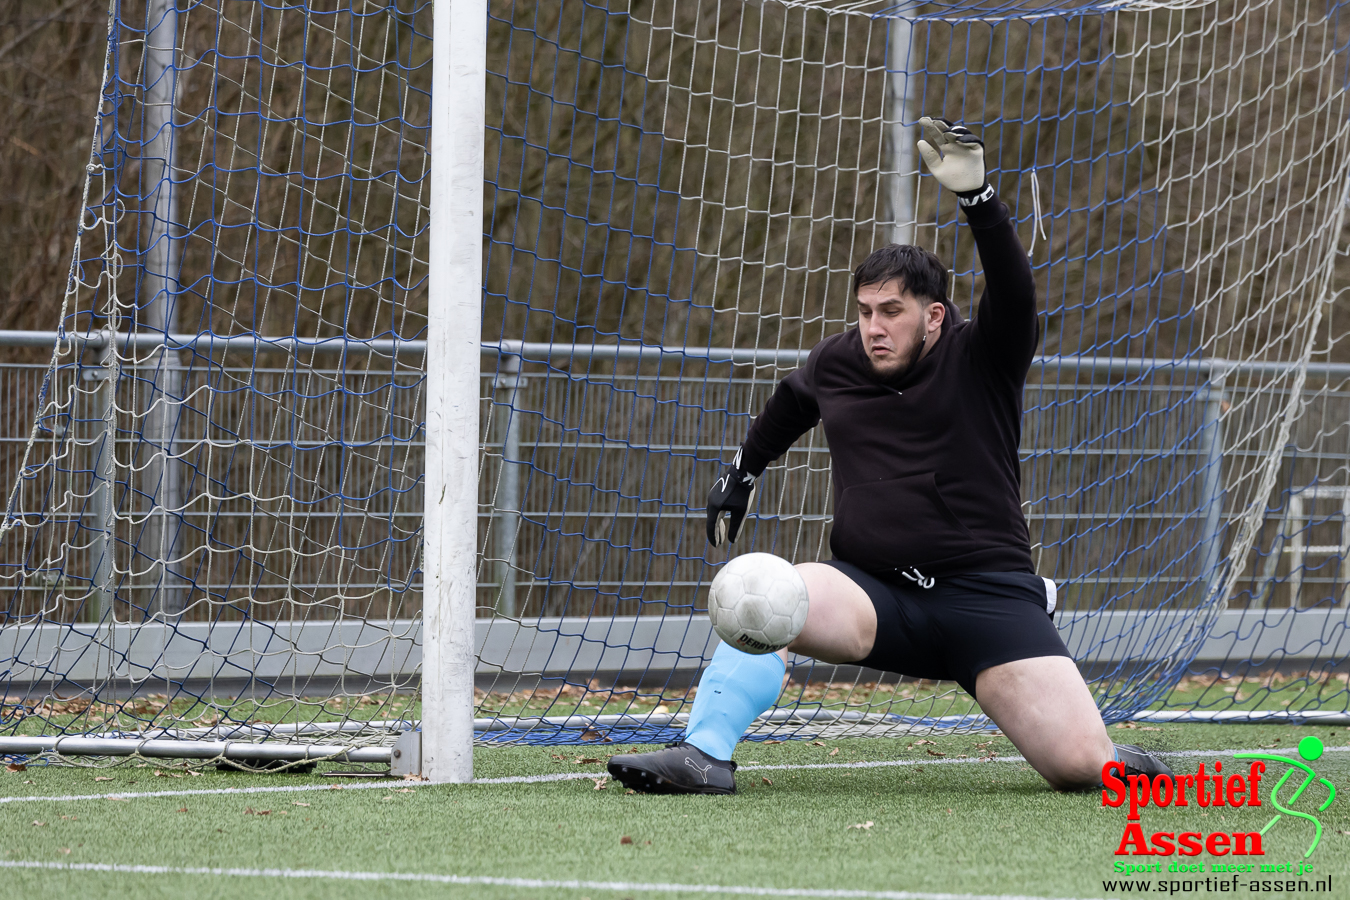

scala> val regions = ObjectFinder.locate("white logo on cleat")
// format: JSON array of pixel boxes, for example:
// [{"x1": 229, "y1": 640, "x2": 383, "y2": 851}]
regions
[{"x1": 683, "y1": 757, "x2": 713, "y2": 783}]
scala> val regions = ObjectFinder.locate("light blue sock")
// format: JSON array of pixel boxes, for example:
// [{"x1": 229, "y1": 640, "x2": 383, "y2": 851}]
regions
[{"x1": 683, "y1": 643, "x2": 786, "y2": 761}]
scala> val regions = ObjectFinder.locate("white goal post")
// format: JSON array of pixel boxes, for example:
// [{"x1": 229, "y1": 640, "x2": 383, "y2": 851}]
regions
[{"x1": 421, "y1": 0, "x2": 487, "y2": 784}]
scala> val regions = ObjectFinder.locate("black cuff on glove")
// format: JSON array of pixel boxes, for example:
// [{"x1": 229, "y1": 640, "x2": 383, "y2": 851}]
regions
[
  {"x1": 706, "y1": 450, "x2": 757, "y2": 547},
  {"x1": 956, "y1": 183, "x2": 996, "y2": 207}
]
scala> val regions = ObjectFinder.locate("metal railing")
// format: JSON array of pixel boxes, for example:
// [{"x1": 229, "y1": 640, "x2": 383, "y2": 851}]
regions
[
  {"x1": 7, "y1": 328, "x2": 1350, "y2": 378},
  {"x1": 3, "y1": 331, "x2": 1349, "y2": 620}
]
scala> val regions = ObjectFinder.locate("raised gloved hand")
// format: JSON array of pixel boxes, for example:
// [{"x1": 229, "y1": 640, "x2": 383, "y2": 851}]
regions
[
  {"x1": 917, "y1": 117, "x2": 987, "y2": 194},
  {"x1": 706, "y1": 448, "x2": 757, "y2": 547}
]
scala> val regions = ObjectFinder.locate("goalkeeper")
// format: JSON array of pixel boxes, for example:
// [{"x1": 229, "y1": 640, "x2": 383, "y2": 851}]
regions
[{"x1": 609, "y1": 118, "x2": 1171, "y2": 795}]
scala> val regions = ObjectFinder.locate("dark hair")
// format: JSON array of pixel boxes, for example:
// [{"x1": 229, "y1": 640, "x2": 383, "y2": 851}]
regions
[{"x1": 851, "y1": 244, "x2": 947, "y2": 305}]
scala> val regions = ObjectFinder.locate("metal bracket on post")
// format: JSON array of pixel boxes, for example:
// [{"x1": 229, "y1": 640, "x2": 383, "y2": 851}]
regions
[
  {"x1": 390, "y1": 730, "x2": 421, "y2": 777},
  {"x1": 1198, "y1": 361, "x2": 1229, "y2": 607},
  {"x1": 494, "y1": 351, "x2": 522, "y2": 617},
  {"x1": 91, "y1": 332, "x2": 117, "y2": 622}
]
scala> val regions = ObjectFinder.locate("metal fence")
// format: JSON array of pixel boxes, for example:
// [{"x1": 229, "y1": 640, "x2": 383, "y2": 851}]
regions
[{"x1": 4, "y1": 334, "x2": 1350, "y2": 630}]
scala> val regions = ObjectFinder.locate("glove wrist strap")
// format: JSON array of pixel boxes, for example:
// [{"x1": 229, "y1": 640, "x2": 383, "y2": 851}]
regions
[
  {"x1": 956, "y1": 183, "x2": 995, "y2": 207},
  {"x1": 730, "y1": 447, "x2": 756, "y2": 483}
]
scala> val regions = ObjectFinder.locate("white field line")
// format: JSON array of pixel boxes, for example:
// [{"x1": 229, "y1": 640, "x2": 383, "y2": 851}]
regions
[
  {"x1": 0, "y1": 779, "x2": 416, "y2": 804},
  {"x1": 0, "y1": 859, "x2": 1109, "y2": 900},
  {"x1": 2, "y1": 744, "x2": 1347, "y2": 804}
]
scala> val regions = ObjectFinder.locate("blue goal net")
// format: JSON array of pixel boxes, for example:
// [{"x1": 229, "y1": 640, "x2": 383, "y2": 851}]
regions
[{"x1": 2, "y1": 0, "x2": 1350, "y2": 760}]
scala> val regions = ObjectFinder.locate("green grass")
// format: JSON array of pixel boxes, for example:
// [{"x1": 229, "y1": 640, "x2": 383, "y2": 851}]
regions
[{"x1": 1, "y1": 723, "x2": 1348, "y2": 899}]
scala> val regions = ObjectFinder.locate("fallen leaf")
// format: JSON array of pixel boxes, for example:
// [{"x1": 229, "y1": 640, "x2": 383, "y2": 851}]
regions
[
  {"x1": 94, "y1": 776, "x2": 112, "y2": 782},
  {"x1": 187, "y1": 770, "x2": 203, "y2": 777},
  {"x1": 592, "y1": 777, "x2": 609, "y2": 790},
  {"x1": 580, "y1": 729, "x2": 612, "y2": 742},
  {"x1": 811, "y1": 741, "x2": 825, "y2": 747},
  {"x1": 915, "y1": 739, "x2": 937, "y2": 746},
  {"x1": 761, "y1": 776, "x2": 772, "y2": 785},
  {"x1": 1140, "y1": 726, "x2": 1162, "y2": 732},
  {"x1": 1114, "y1": 722, "x2": 1139, "y2": 729},
  {"x1": 6, "y1": 763, "x2": 26, "y2": 773},
  {"x1": 620, "y1": 835, "x2": 633, "y2": 845},
  {"x1": 32, "y1": 821, "x2": 45, "y2": 827},
  {"x1": 926, "y1": 749, "x2": 946, "y2": 757},
  {"x1": 947, "y1": 808, "x2": 954, "y2": 814},
  {"x1": 574, "y1": 757, "x2": 602, "y2": 765},
  {"x1": 177, "y1": 807, "x2": 188, "y2": 813},
  {"x1": 153, "y1": 770, "x2": 167, "y2": 778},
  {"x1": 974, "y1": 741, "x2": 993, "y2": 749},
  {"x1": 829, "y1": 748, "x2": 839, "y2": 757},
  {"x1": 106, "y1": 796, "x2": 126, "y2": 801},
  {"x1": 395, "y1": 788, "x2": 414, "y2": 794},
  {"x1": 763, "y1": 739, "x2": 783, "y2": 744},
  {"x1": 243, "y1": 807, "x2": 271, "y2": 816},
  {"x1": 22, "y1": 780, "x2": 33, "y2": 784},
  {"x1": 848, "y1": 821, "x2": 874, "y2": 830},
  {"x1": 60, "y1": 815, "x2": 76, "y2": 821},
  {"x1": 58, "y1": 848, "x2": 70, "y2": 855},
  {"x1": 292, "y1": 802, "x2": 311, "y2": 807}
]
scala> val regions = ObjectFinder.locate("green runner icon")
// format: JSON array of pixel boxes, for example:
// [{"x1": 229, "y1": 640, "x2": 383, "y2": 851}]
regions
[{"x1": 1235, "y1": 736, "x2": 1336, "y2": 859}]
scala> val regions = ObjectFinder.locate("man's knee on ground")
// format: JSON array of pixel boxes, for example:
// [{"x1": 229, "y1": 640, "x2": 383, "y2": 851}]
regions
[{"x1": 1039, "y1": 741, "x2": 1112, "y2": 790}]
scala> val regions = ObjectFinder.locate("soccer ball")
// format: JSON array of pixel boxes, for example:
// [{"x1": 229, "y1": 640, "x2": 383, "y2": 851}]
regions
[{"x1": 707, "y1": 553, "x2": 809, "y2": 654}]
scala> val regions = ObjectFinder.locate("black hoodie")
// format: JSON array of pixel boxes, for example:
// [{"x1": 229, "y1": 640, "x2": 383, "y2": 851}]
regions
[{"x1": 738, "y1": 189, "x2": 1039, "y2": 580}]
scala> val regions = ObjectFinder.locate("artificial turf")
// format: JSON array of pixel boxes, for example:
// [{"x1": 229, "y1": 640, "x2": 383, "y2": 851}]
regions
[{"x1": 0, "y1": 723, "x2": 1347, "y2": 899}]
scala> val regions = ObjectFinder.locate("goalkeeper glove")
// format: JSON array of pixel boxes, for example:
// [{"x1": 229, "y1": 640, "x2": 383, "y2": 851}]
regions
[
  {"x1": 706, "y1": 448, "x2": 757, "y2": 547},
  {"x1": 917, "y1": 117, "x2": 989, "y2": 196}
]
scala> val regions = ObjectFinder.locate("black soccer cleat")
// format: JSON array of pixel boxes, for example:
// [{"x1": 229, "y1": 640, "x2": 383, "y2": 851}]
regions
[
  {"x1": 607, "y1": 741, "x2": 737, "y2": 795},
  {"x1": 1114, "y1": 742, "x2": 1173, "y2": 778}
]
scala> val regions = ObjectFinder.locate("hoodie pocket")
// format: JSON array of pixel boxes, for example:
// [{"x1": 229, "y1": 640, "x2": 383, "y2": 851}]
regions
[{"x1": 829, "y1": 473, "x2": 975, "y2": 570}]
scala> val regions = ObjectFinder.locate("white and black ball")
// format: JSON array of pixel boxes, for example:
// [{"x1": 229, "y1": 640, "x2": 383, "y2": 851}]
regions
[{"x1": 707, "y1": 552, "x2": 809, "y2": 654}]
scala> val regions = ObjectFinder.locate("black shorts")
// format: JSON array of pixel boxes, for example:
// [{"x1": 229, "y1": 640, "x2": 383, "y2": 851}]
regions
[{"x1": 824, "y1": 560, "x2": 1071, "y2": 697}]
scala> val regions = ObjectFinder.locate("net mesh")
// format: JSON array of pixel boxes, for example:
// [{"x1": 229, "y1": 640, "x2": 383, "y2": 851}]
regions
[{"x1": 3, "y1": 0, "x2": 1350, "y2": 758}]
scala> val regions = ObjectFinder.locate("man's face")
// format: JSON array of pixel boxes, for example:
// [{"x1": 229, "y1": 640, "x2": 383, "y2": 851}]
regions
[{"x1": 856, "y1": 280, "x2": 945, "y2": 378}]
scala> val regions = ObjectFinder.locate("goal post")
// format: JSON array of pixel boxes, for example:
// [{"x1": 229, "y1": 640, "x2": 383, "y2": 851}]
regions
[
  {"x1": 423, "y1": 0, "x2": 487, "y2": 784},
  {"x1": 3, "y1": 0, "x2": 1350, "y2": 773}
]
